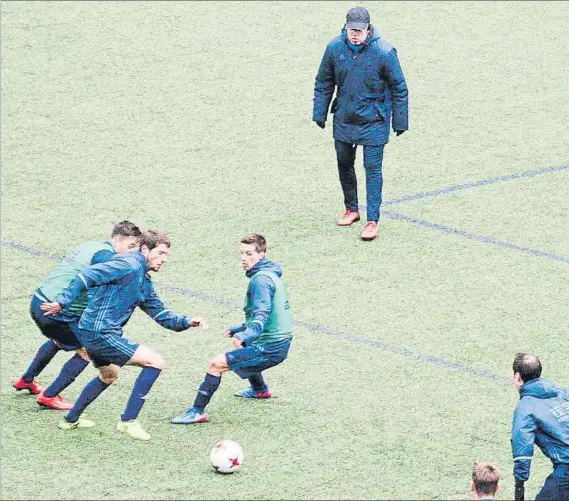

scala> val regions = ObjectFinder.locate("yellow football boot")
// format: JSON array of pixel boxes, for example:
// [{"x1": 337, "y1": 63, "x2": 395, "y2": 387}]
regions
[
  {"x1": 58, "y1": 417, "x2": 95, "y2": 430},
  {"x1": 116, "y1": 419, "x2": 151, "y2": 441}
]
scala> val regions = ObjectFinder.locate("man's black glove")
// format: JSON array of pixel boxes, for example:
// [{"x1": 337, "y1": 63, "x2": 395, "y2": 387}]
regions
[
  {"x1": 515, "y1": 480, "x2": 525, "y2": 501},
  {"x1": 395, "y1": 130, "x2": 405, "y2": 136},
  {"x1": 316, "y1": 121, "x2": 326, "y2": 129}
]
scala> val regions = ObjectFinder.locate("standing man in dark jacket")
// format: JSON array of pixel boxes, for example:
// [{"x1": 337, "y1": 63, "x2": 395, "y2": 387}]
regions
[
  {"x1": 313, "y1": 6, "x2": 409, "y2": 241},
  {"x1": 511, "y1": 353, "x2": 569, "y2": 501}
]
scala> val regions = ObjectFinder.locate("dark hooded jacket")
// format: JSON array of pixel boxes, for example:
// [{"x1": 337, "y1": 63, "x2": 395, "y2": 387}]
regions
[{"x1": 313, "y1": 25, "x2": 408, "y2": 145}]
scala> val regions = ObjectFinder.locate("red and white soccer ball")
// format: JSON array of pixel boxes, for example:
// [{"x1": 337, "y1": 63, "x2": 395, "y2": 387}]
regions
[{"x1": 210, "y1": 440, "x2": 244, "y2": 474}]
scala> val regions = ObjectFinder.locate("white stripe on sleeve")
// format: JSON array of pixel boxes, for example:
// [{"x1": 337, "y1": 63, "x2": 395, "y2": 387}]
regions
[{"x1": 153, "y1": 309, "x2": 171, "y2": 320}]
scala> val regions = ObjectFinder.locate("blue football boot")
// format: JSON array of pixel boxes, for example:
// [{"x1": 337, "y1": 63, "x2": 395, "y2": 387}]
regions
[
  {"x1": 170, "y1": 407, "x2": 208, "y2": 424},
  {"x1": 234, "y1": 386, "x2": 272, "y2": 399}
]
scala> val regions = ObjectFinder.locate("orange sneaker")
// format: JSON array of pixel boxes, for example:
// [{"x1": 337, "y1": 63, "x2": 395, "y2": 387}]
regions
[
  {"x1": 13, "y1": 377, "x2": 44, "y2": 395},
  {"x1": 361, "y1": 221, "x2": 378, "y2": 240},
  {"x1": 337, "y1": 210, "x2": 360, "y2": 226},
  {"x1": 37, "y1": 391, "x2": 74, "y2": 410}
]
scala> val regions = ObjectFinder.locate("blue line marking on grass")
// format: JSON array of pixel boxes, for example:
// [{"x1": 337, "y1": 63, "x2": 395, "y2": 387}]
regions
[
  {"x1": 293, "y1": 319, "x2": 511, "y2": 383},
  {"x1": 4, "y1": 164, "x2": 566, "y2": 383},
  {"x1": 1, "y1": 239, "x2": 511, "y2": 384},
  {"x1": 382, "y1": 210, "x2": 569, "y2": 264},
  {"x1": 355, "y1": 162, "x2": 569, "y2": 264},
  {"x1": 0, "y1": 241, "x2": 63, "y2": 261},
  {"x1": 384, "y1": 163, "x2": 569, "y2": 206}
]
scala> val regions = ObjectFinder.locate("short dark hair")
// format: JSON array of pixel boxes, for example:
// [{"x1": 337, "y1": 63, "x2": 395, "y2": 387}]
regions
[
  {"x1": 240, "y1": 233, "x2": 267, "y2": 253},
  {"x1": 512, "y1": 352, "x2": 542, "y2": 383},
  {"x1": 111, "y1": 220, "x2": 142, "y2": 238},
  {"x1": 139, "y1": 230, "x2": 171, "y2": 250},
  {"x1": 472, "y1": 461, "x2": 501, "y2": 496}
]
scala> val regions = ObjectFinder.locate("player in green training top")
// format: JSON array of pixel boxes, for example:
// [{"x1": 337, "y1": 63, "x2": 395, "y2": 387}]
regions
[
  {"x1": 13, "y1": 221, "x2": 141, "y2": 410},
  {"x1": 171, "y1": 233, "x2": 293, "y2": 424}
]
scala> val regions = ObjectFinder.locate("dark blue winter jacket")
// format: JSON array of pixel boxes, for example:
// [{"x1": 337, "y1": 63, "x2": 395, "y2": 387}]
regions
[
  {"x1": 511, "y1": 378, "x2": 569, "y2": 481},
  {"x1": 55, "y1": 250, "x2": 192, "y2": 336},
  {"x1": 313, "y1": 26, "x2": 408, "y2": 145}
]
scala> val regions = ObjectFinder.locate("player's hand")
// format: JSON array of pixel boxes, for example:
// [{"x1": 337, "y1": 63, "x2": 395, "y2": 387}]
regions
[
  {"x1": 190, "y1": 317, "x2": 208, "y2": 329},
  {"x1": 40, "y1": 302, "x2": 62, "y2": 316},
  {"x1": 395, "y1": 130, "x2": 405, "y2": 136},
  {"x1": 224, "y1": 328, "x2": 234, "y2": 337},
  {"x1": 231, "y1": 337, "x2": 243, "y2": 349},
  {"x1": 315, "y1": 120, "x2": 326, "y2": 129}
]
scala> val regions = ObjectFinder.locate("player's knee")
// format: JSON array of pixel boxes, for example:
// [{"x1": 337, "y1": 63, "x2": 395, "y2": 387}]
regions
[
  {"x1": 150, "y1": 353, "x2": 165, "y2": 369},
  {"x1": 99, "y1": 366, "x2": 119, "y2": 384},
  {"x1": 207, "y1": 359, "x2": 216, "y2": 373},
  {"x1": 99, "y1": 373, "x2": 118, "y2": 384},
  {"x1": 207, "y1": 355, "x2": 226, "y2": 374},
  {"x1": 75, "y1": 348, "x2": 90, "y2": 362}
]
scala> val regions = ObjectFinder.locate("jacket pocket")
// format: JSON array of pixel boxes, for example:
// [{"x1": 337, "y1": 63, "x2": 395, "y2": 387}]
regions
[
  {"x1": 373, "y1": 102, "x2": 386, "y2": 122},
  {"x1": 344, "y1": 98, "x2": 385, "y2": 124}
]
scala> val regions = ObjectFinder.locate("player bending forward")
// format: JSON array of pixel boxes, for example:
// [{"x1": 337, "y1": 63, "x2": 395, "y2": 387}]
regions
[{"x1": 42, "y1": 230, "x2": 207, "y2": 440}]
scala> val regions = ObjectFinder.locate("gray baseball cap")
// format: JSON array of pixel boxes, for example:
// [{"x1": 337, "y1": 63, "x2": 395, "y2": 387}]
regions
[{"x1": 346, "y1": 6, "x2": 370, "y2": 30}]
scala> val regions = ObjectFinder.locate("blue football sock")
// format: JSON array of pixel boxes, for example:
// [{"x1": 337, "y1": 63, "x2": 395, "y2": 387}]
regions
[
  {"x1": 121, "y1": 367, "x2": 162, "y2": 421},
  {"x1": 65, "y1": 376, "x2": 110, "y2": 423},
  {"x1": 43, "y1": 355, "x2": 89, "y2": 398},
  {"x1": 22, "y1": 340, "x2": 60, "y2": 382},
  {"x1": 192, "y1": 373, "x2": 221, "y2": 412},
  {"x1": 248, "y1": 373, "x2": 268, "y2": 392}
]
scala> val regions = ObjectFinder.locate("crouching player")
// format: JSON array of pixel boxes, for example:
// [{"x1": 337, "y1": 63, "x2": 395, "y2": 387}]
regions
[
  {"x1": 171, "y1": 233, "x2": 292, "y2": 424},
  {"x1": 41, "y1": 230, "x2": 208, "y2": 440}
]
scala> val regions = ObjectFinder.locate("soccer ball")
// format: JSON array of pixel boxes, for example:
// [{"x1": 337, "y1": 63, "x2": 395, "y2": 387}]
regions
[{"x1": 210, "y1": 439, "x2": 244, "y2": 474}]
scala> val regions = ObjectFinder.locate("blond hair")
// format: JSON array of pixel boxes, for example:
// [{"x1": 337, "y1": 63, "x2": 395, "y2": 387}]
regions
[{"x1": 472, "y1": 461, "x2": 502, "y2": 496}]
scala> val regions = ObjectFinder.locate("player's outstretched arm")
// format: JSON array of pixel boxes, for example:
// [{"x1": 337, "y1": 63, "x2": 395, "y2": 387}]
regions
[
  {"x1": 139, "y1": 283, "x2": 208, "y2": 331},
  {"x1": 189, "y1": 317, "x2": 208, "y2": 328},
  {"x1": 42, "y1": 258, "x2": 135, "y2": 314},
  {"x1": 224, "y1": 324, "x2": 246, "y2": 337},
  {"x1": 40, "y1": 273, "x2": 88, "y2": 315}
]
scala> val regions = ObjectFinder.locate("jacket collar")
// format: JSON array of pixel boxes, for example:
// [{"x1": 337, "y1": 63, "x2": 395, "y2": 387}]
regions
[
  {"x1": 104, "y1": 239, "x2": 116, "y2": 252},
  {"x1": 133, "y1": 250, "x2": 151, "y2": 273}
]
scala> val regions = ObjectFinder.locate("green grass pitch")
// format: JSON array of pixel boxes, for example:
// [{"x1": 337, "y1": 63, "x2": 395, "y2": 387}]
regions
[{"x1": 1, "y1": 2, "x2": 568, "y2": 499}]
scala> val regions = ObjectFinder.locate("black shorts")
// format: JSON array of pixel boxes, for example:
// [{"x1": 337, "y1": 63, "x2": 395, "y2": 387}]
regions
[{"x1": 29, "y1": 294, "x2": 82, "y2": 351}]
